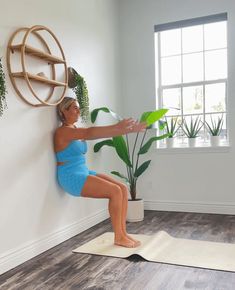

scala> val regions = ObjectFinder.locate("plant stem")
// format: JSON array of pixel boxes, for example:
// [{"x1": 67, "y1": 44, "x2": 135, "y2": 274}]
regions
[
  {"x1": 135, "y1": 129, "x2": 147, "y2": 174},
  {"x1": 131, "y1": 129, "x2": 146, "y2": 199},
  {"x1": 129, "y1": 132, "x2": 140, "y2": 200},
  {"x1": 132, "y1": 132, "x2": 139, "y2": 176},
  {"x1": 125, "y1": 134, "x2": 132, "y2": 187}
]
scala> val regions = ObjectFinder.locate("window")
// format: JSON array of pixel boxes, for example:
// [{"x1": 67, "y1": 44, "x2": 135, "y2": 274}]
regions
[{"x1": 154, "y1": 13, "x2": 228, "y2": 148}]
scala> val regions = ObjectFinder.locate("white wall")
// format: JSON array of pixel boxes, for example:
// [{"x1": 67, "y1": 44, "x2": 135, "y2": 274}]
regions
[
  {"x1": 0, "y1": 0, "x2": 121, "y2": 274},
  {"x1": 119, "y1": 0, "x2": 235, "y2": 213}
]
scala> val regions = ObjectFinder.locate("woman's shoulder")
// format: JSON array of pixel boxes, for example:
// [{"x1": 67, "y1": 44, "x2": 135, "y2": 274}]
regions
[
  {"x1": 54, "y1": 127, "x2": 69, "y2": 152},
  {"x1": 54, "y1": 125, "x2": 70, "y2": 136}
]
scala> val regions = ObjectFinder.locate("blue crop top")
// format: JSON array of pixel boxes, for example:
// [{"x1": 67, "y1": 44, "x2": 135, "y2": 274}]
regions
[{"x1": 56, "y1": 140, "x2": 97, "y2": 196}]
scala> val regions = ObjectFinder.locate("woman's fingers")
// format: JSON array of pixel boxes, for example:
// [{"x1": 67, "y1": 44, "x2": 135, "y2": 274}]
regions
[
  {"x1": 119, "y1": 118, "x2": 147, "y2": 133},
  {"x1": 128, "y1": 121, "x2": 147, "y2": 132}
]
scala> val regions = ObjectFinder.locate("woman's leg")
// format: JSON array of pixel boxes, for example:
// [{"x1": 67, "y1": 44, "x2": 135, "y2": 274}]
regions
[
  {"x1": 97, "y1": 173, "x2": 141, "y2": 246},
  {"x1": 81, "y1": 175, "x2": 137, "y2": 248}
]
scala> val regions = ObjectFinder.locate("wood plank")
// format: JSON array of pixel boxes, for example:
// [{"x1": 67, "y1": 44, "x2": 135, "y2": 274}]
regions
[
  {"x1": 11, "y1": 72, "x2": 66, "y2": 87},
  {"x1": 10, "y1": 44, "x2": 65, "y2": 64}
]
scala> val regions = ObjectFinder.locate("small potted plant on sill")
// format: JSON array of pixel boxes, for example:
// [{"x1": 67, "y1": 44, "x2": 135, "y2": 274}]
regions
[
  {"x1": 182, "y1": 116, "x2": 203, "y2": 147},
  {"x1": 165, "y1": 116, "x2": 180, "y2": 148},
  {"x1": 91, "y1": 107, "x2": 168, "y2": 222},
  {"x1": 205, "y1": 115, "x2": 223, "y2": 147}
]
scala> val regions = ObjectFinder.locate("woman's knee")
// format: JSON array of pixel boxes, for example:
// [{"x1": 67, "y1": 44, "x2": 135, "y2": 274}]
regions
[
  {"x1": 110, "y1": 184, "x2": 123, "y2": 201},
  {"x1": 110, "y1": 184, "x2": 129, "y2": 203},
  {"x1": 119, "y1": 184, "x2": 128, "y2": 200}
]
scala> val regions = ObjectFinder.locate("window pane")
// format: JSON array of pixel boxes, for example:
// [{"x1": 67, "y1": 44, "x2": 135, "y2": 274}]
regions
[
  {"x1": 183, "y1": 86, "x2": 203, "y2": 115},
  {"x1": 205, "y1": 49, "x2": 227, "y2": 80},
  {"x1": 160, "y1": 29, "x2": 181, "y2": 56},
  {"x1": 182, "y1": 25, "x2": 203, "y2": 53},
  {"x1": 205, "y1": 83, "x2": 226, "y2": 113},
  {"x1": 161, "y1": 56, "x2": 181, "y2": 85},
  {"x1": 183, "y1": 53, "x2": 203, "y2": 83},
  {"x1": 204, "y1": 21, "x2": 227, "y2": 50},
  {"x1": 162, "y1": 88, "x2": 181, "y2": 116}
]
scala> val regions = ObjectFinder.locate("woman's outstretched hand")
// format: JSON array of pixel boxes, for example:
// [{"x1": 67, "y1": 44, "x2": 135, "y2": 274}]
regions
[{"x1": 117, "y1": 118, "x2": 147, "y2": 134}]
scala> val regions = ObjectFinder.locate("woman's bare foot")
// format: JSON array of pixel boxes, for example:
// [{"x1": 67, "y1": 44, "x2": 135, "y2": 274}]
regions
[
  {"x1": 126, "y1": 234, "x2": 141, "y2": 247},
  {"x1": 114, "y1": 236, "x2": 137, "y2": 248}
]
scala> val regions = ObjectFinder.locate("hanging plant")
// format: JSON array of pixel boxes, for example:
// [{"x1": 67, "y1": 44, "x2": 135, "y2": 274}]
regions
[
  {"x1": 0, "y1": 57, "x2": 7, "y2": 117},
  {"x1": 68, "y1": 67, "x2": 89, "y2": 123},
  {"x1": 72, "y1": 74, "x2": 89, "y2": 123}
]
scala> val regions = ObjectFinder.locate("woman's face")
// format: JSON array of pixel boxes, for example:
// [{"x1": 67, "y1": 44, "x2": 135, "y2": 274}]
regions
[{"x1": 63, "y1": 101, "x2": 80, "y2": 123}]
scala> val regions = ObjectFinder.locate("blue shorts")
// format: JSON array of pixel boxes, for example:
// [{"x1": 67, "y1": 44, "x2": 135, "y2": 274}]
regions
[{"x1": 57, "y1": 164, "x2": 97, "y2": 197}]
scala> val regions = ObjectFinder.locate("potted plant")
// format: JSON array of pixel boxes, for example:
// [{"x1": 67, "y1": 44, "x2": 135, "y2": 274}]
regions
[
  {"x1": 181, "y1": 116, "x2": 203, "y2": 147},
  {"x1": 205, "y1": 115, "x2": 223, "y2": 146},
  {"x1": 165, "y1": 116, "x2": 180, "y2": 148},
  {"x1": 90, "y1": 107, "x2": 168, "y2": 221},
  {"x1": 0, "y1": 57, "x2": 7, "y2": 117}
]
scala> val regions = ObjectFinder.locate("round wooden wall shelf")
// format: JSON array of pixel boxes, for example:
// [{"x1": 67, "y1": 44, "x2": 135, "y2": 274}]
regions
[{"x1": 7, "y1": 25, "x2": 68, "y2": 106}]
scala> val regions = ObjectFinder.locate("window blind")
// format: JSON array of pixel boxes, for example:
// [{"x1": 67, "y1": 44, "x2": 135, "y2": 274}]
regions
[{"x1": 154, "y1": 13, "x2": 227, "y2": 32}]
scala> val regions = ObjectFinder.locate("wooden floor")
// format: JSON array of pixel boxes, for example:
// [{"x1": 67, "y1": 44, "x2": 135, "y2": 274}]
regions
[{"x1": 1, "y1": 210, "x2": 235, "y2": 290}]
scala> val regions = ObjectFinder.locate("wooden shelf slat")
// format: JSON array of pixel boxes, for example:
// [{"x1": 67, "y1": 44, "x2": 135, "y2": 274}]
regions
[
  {"x1": 11, "y1": 72, "x2": 66, "y2": 87},
  {"x1": 10, "y1": 44, "x2": 65, "y2": 64}
]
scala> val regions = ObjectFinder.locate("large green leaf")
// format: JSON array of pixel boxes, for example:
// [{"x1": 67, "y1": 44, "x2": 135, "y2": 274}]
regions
[
  {"x1": 146, "y1": 109, "x2": 168, "y2": 126},
  {"x1": 90, "y1": 107, "x2": 122, "y2": 123},
  {"x1": 140, "y1": 111, "x2": 152, "y2": 122},
  {"x1": 134, "y1": 160, "x2": 151, "y2": 177},
  {"x1": 112, "y1": 136, "x2": 132, "y2": 167},
  {"x1": 111, "y1": 171, "x2": 129, "y2": 183},
  {"x1": 94, "y1": 139, "x2": 114, "y2": 152},
  {"x1": 138, "y1": 134, "x2": 169, "y2": 154}
]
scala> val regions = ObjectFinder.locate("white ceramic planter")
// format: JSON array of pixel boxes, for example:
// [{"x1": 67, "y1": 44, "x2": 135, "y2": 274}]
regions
[
  {"x1": 188, "y1": 138, "x2": 196, "y2": 147},
  {"x1": 127, "y1": 199, "x2": 144, "y2": 222},
  {"x1": 166, "y1": 138, "x2": 174, "y2": 148},
  {"x1": 210, "y1": 136, "x2": 220, "y2": 146}
]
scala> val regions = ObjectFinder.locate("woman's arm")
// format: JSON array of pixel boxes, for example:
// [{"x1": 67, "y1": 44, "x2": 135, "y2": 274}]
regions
[{"x1": 61, "y1": 118, "x2": 147, "y2": 141}]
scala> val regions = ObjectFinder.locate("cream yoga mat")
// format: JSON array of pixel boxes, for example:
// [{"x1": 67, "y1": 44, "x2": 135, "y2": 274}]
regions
[{"x1": 73, "y1": 231, "x2": 235, "y2": 272}]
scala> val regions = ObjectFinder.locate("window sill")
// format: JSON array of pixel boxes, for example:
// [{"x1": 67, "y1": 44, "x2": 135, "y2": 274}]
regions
[{"x1": 156, "y1": 142, "x2": 230, "y2": 154}]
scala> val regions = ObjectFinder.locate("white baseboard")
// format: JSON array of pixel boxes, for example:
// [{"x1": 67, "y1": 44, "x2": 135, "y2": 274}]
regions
[
  {"x1": 144, "y1": 199, "x2": 235, "y2": 215},
  {"x1": 0, "y1": 209, "x2": 109, "y2": 275}
]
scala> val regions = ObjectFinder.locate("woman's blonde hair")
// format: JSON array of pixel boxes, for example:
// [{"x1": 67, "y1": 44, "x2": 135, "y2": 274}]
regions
[{"x1": 57, "y1": 97, "x2": 76, "y2": 122}]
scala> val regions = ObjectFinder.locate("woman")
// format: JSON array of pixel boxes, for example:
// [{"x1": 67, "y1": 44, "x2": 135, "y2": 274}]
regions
[{"x1": 54, "y1": 97, "x2": 146, "y2": 248}]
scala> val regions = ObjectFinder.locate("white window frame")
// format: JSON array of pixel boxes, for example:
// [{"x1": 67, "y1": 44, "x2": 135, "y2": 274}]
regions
[{"x1": 154, "y1": 13, "x2": 229, "y2": 149}]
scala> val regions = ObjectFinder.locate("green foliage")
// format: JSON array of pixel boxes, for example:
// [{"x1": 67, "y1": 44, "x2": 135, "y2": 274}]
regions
[
  {"x1": 111, "y1": 171, "x2": 130, "y2": 183},
  {"x1": 0, "y1": 58, "x2": 7, "y2": 117},
  {"x1": 91, "y1": 107, "x2": 122, "y2": 123},
  {"x1": 182, "y1": 116, "x2": 203, "y2": 138},
  {"x1": 94, "y1": 139, "x2": 114, "y2": 152},
  {"x1": 91, "y1": 106, "x2": 168, "y2": 200},
  {"x1": 72, "y1": 74, "x2": 89, "y2": 123},
  {"x1": 140, "y1": 109, "x2": 168, "y2": 126},
  {"x1": 138, "y1": 134, "x2": 169, "y2": 154},
  {"x1": 205, "y1": 115, "x2": 223, "y2": 136},
  {"x1": 134, "y1": 160, "x2": 151, "y2": 178},
  {"x1": 165, "y1": 116, "x2": 180, "y2": 138},
  {"x1": 112, "y1": 136, "x2": 132, "y2": 167}
]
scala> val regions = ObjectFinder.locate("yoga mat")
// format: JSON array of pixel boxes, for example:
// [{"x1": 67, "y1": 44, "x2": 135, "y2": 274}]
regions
[{"x1": 73, "y1": 231, "x2": 235, "y2": 272}]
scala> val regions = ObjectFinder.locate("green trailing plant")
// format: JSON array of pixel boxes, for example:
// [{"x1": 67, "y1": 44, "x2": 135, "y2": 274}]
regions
[
  {"x1": 0, "y1": 57, "x2": 7, "y2": 117},
  {"x1": 91, "y1": 107, "x2": 169, "y2": 200},
  {"x1": 72, "y1": 74, "x2": 89, "y2": 123},
  {"x1": 205, "y1": 115, "x2": 223, "y2": 136},
  {"x1": 182, "y1": 116, "x2": 203, "y2": 138},
  {"x1": 165, "y1": 116, "x2": 180, "y2": 138}
]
